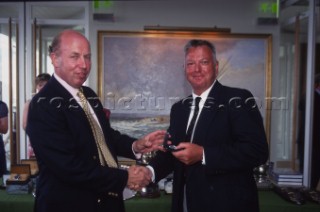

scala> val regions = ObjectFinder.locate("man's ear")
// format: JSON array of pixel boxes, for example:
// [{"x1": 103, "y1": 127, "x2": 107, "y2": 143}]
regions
[
  {"x1": 50, "y1": 53, "x2": 59, "y2": 68},
  {"x1": 214, "y1": 61, "x2": 219, "y2": 77}
]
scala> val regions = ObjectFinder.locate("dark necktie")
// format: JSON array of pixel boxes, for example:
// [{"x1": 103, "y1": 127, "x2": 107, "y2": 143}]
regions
[{"x1": 185, "y1": 97, "x2": 201, "y2": 142}]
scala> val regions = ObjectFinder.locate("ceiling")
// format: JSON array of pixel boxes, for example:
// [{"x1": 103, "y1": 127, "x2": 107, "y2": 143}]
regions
[
  {"x1": 31, "y1": 5, "x2": 85, "y2": 20},
  {"x1": 280, "y1": 0, "x2": 320, "y2": 34},
  {"x1": 0, "y1": 0, "x2": 319, "y2": 35},
  {"x1": 0, "y1": 3, "x2": 84, "y2": 19}
]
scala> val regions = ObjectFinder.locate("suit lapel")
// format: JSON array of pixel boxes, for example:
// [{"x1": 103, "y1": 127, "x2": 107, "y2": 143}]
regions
[
  {"x1": 82, "y1": 88, "x2": 103, "y2": 123},
  {"x1": 50, "y1": 78, "x2": 96, "y2": 132},
  {"x1": 192, "y1": 81, "x2": 223, "y2": 145},
  {"x1": 174, "y1": 96, "x2": 193, "y2": 142},
  {"x1": 81, "y1": 87, "x2": 106, "y2": 136},
  {"x1": 49, "y1": 77, "x2": 119, "y2": 163}
]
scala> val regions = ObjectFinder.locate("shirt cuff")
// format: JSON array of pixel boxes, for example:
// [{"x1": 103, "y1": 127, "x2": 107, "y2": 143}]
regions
[
  {"x1": 146, "y1": 165, "x2": 155, "y2": 182},
  {"x1": 202, "y1": 149, "x2": 206, "y2": 165},
  {"x1": 132, "y1": 143, "x2": 142, "y2": 159}
]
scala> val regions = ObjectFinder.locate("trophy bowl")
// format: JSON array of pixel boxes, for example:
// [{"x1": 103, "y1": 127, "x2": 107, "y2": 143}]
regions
[
  {"x1": 136, "y1": 152, "x2": 161, "y2": 198},
  {"x1": 254, "y1": 163, "x2": 269, "y2": 183}
]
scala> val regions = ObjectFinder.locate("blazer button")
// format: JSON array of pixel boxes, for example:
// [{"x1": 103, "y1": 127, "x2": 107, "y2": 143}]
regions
[
  {"x1": 97, "y1": 198, "x2": 101, "y2": 203},
  {"x1": 93, "y1": 155, "x2": 97, "y2": 160}
]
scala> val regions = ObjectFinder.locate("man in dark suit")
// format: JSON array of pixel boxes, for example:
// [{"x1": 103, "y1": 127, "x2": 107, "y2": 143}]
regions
[
  {"x1": 297, "y1": 73, "x2": 320, "y2": 189},
  {"x1": 26, "y1": 29, "x2": 165, "y2": 212},
  {"x1": 0, "y1": 100, "x2": 8, "y2": 179},
  {"x1": 149, "y1": 39, "x2": 269, "y2": 212},
  {"x1": 311, "y1": 73, "x2": 320, "y2": 189}
]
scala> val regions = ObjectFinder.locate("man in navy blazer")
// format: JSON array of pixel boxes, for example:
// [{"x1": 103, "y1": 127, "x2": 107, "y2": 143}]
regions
[
  {"x1": 26, "y1": 29, "x2": 165, "y2": 212},
  {"x1": 149, "y1": 40, "x2": 269, "y2": 212}
]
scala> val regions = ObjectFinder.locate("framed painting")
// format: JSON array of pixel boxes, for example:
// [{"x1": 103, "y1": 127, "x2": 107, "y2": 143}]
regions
[{"x1": 98, "y1": 30, "x2": 272, "y2": 142}]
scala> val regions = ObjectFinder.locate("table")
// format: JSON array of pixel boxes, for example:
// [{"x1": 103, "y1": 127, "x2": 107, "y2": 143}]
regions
[{"x1": 0, "y1": 188, "x2": 320, "y2": 212}]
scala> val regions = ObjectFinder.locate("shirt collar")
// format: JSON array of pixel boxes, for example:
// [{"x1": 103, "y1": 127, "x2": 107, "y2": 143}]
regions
[
  {"x1": 54, "y1": 73, "x2": 80, "y2": 98},
  {"x1": 192, "y1": 80, "x2": 216, "y2": 102}
]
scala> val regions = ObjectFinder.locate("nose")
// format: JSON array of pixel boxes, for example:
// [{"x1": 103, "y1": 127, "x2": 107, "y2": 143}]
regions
[
  {"x1": 194, "y1": 62, "x2": 201, "y2": 72},
  {"x1": 78, "y1": 56, "x2": 87, "y2": 69}
]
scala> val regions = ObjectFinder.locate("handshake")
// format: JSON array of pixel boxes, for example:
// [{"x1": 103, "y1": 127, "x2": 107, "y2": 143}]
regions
[
  {"x1": 126, "y1": 129, "x2": 166, "y2": 191},
  {"x1": 126, "y1": 165, "x2": 152, "y2": 191}
]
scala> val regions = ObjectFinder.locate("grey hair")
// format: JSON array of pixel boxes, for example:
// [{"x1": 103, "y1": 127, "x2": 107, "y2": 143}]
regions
[{"x1": 184, "y1": 39, "x2": 217, "y2": 61}]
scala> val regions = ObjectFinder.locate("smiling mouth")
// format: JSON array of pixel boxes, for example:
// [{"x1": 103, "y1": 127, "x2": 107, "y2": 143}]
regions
[
  {"x1": 78, "y1": 72, "x2": 88, "y2": 78},
  {"x1": 192, "y1": 75, "x2": 203, "y2": 80}
]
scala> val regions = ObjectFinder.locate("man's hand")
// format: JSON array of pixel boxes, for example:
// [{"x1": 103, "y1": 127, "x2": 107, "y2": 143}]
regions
[
  {"x1": 133, "y1": 130, "x2": 166, "y2": 154},
  {"x1": 172, "y1": 142, "x2": 203, "y2": 165},
  {"x1": 127, "y1": 165, "x2": 152, "y2": 191}
]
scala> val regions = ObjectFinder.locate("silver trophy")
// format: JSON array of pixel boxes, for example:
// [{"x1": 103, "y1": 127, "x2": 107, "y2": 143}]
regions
[
  {"x1": 253, "y1": 163, "x2": 272, "y2": 189},
  {"x1": 136, "y1": 152, "x2": 160, "y2": 198}
]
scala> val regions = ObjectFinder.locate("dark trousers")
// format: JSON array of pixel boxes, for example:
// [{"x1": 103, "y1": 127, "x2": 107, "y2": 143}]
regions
[{"x1": 0, "y1": 137, "x2": 7, "y2": 176}]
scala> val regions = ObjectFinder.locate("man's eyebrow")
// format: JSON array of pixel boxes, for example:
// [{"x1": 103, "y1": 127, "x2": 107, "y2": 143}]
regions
[
  {"x1": 69, "y1": 52, "x2": 91, "y2": 56},
  {"x1": 69, "y1": 51, "x2": 80, "y2": 55}
]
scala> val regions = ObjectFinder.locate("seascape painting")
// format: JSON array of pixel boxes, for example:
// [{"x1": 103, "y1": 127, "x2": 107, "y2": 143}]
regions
[{"x1": 98, "y1": 31, "x2": 271, "y2": 139}]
